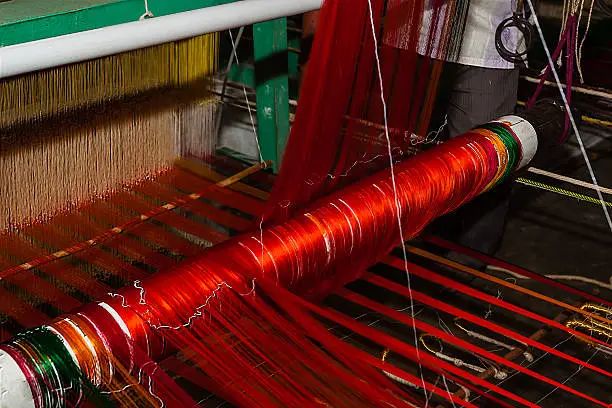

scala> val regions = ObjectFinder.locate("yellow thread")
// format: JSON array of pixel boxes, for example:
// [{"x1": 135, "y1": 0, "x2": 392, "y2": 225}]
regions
[
  {"x1": 566, "y1": 319, "x2": 612, "y2": 341},
  {"x1": 566, "y1": 303, "x2": 612, "y2": 349},
  {"x1": 453, "y1": 318, "x2": 472, "y2": 336},
  {"x1": 0, "y1": 34, "x2": 219, "y2": 231},
  {"x1": 517, "y1": 178, "x2": 612, "y2": 208},
  {"x1": 381, "y1": 348, "x2": 390, "y2": 362},
  {"x1": 581, "y1": 303, "x2": 612, "y2": 316},
  {"x1": 0, "y1": 35, "x2": 218, "y2": 128},
  {"x1": 419, "y1": 334, "x2": 443, "y2": 354}
]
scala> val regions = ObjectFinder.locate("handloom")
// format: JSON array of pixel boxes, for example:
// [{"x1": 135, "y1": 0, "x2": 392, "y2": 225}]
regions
[{"x1": 0, "y1": 0, "x2": 609, "y2": 407}]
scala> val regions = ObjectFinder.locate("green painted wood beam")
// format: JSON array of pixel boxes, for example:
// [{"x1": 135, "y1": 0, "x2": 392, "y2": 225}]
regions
[
  {"x1": 287, "y1": 23, "x2": 301, "y2": 101},
  {"x1": 0, "y1": 0, "x2": 236, "y2": 47},
  {"x1": 253, "y1": 18, "x2": 289, "y2": 172},
  {"x1": 228, "y1": 63, "x2": 255, "y2": 88}
]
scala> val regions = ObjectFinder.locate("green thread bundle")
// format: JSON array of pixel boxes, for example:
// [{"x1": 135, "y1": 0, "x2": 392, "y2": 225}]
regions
[
  {"x1": 11, "y1": 328, "x2": 112, "y2": 408},
  {"x1": 481, "y1": 122, "x2": 520, "y2": 182}
]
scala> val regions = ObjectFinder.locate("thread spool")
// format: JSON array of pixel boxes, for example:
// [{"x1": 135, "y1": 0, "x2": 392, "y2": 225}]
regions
[{"x1": 0, "y1": 108, "x2": 557, "y2": 406}]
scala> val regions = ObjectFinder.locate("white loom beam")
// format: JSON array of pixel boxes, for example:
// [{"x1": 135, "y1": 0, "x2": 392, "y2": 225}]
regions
[{"x1": 0, "y1": 0, "x2": 323, "y2": 79}]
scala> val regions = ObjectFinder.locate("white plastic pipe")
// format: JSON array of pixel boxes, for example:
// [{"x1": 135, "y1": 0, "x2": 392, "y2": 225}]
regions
[
  {"x1": 0, "y1": 0, "x2": 323, "y2": 79},
  {"x1": 0, "y1": 349, "x2": 35, "y2": 408}
]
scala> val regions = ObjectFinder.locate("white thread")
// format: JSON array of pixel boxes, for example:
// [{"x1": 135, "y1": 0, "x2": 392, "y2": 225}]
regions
[
  {"x1": 252, "y1": 235, "x2": 281, "y2": 281},
  {"x1": 108, "y1": 279, "x2": 257, "y2": 331},
  {"x1": 521, "y1": 75, "x2": 612, "y2": 100},
  {"x1": 140, "y1": 0, "x2": 154, "y2": 20},
  {"x1": 304, "y1": 148, "x2": 404, "y2": 186},
  {"x1": 440, "y1": 375, "x2": 458, "y2": 408},
  {"x1": 224, "y1": 29, "x2": 266, "y2": 306},
  {"x1": 382, "y1": 371, "x2": 420, "y2": 389},
  {"x1": 575, "y1": 0, "x2": 584, "y2": 80},
  {"x1": 98, "y1": 302, "x2": 135, "y2": 372},
  {"x1": 527, "y1": 167, "x2": 612, "y2": 195},
  {"x1": 425, "y1": 335, "x2": 508, "y2": 381},
  {"x1": 148, "y1": 369, "x2": 165, "y2": 408},
  {"x1": 228, "y1": 29, "x2": 265, "y2": 164},
  {"x1": 525, "y1": 0, "x2": 612, "y2": 233},
  {"x1": 457, "y1": 321, "x2": 534, "y2": 362},
  {"x1": 535, "y1": 348, "x2": 599, "y2": 404},
  {"x1": 576, "y1": 0, "x2": 594, "y2": 83},
  {"x1": 595, "y1": 345, "x2": 612, "y2": 357},
  {"x1": 411, "y1": 115, "x2": 447, "y2": 146},
  {"x1": 365, "y1": 0, "x2": 428, "y2": 402},
  {"x1": 434, "y1": 352, "x2": 484, "y2": 373},
  {"x1": 484, "y1": 288, "x2": 502, "y2": 320},
  {"x1": 470, "y1": 315, "x2": 596, "y2": 404},
  {"x1": 459, "y1": 385, "x2": 471, "y2": 401},
  {"x1": 469, "y1": 334, "x2": 576, "y2": 404},
  {"x1": 101, "y1": 361, "x2": 156, "y2": 396},
  {"x1": 216, "y1": 27, "x2": 245, "y2": 137},
  {"x1": 102, "y1": 364, "x2": 164, "y2": 408},
  {"x1": 379, "y1": 370, "x2": 422, "y2": 408},
  {"x1": 560, "y1": 0, "x2": 568, "y2": 40}
]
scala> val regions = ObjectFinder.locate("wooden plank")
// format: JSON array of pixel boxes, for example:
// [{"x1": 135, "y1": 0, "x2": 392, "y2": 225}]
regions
[
  {"x1": 253, "y1": 18, "x2": 290, "y2": 171},
  {"x1": 87, "y1": 198, "x2": 203, "y2": 258},
  {"x1": 0, "y1": 235, "x2": 110, "y2": 300},
  {"x1": 174, "y1": 158, "x2": 270, "y2": 201},
  {"x1": 0, "y1": 254, "x2": 81, "y2": 312},
  {"x1": 163, "y1": 170, "x2": 265, "y2": 217}
]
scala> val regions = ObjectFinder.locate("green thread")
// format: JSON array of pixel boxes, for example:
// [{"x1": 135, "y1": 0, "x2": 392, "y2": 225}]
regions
[
  {"x1": 13, "y1": 327, "x2": 113, "y2": 407},
  {"x1": 516, "y1": 178, "x2": 612, "y2": 208},
  {"x1": 481, "y1": 123, "x2": 520, "y2": 182}
]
